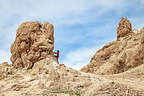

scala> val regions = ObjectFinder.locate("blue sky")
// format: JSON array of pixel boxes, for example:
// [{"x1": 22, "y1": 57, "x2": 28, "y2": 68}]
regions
[{"x1": 0, "y1": 0, "x2": 144, "y2": 70}]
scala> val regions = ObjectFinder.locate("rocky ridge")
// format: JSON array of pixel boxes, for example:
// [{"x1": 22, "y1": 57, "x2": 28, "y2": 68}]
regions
[
  {"x1": 1, "y1": 57, "x2": 144, "y2": 96},
  {"x1": 81, "y1": 17, "x2": 144, "y2": 75}
]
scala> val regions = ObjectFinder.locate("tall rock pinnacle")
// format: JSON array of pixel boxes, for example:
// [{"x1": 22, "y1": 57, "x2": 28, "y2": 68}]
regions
[
  {"x1": 10, "y1": 22, "x2": 54, "y2": 69},
  {"x1": 117, "y1": 17, "x2": 132, "y2": 39}
]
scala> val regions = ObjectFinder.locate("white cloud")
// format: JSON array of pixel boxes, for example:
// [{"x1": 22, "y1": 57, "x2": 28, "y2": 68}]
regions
[
  {"x1": 140, "y1": 0, "x2": 144, "y2": 5},
  {"x1": 0, "y1": 0, "x2": 87, "y2": 20},
  {"x1": 62, "y1": 46, "x2": 99, "y2": 70},
  {"x1": 0, "y1": 50, "x2": 11, "y2": 64},
  {"x1": 0, "y1": 0, "x2": 132, "y2": 27},
  {"x1": 130, "y1": 16, "x2": 144, "y2": 29}
]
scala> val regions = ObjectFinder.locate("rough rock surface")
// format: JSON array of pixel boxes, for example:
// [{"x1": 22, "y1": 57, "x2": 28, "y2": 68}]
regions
[
  {"x1": 81, "y1": 18, "x2": 144, "y2": 75},
  {"x1": 10, "y1": 22, "x2": 54, "y2": 69},
  {"x1": 117, "y1": 17, "x2": 132, "y2": 40},
  {"x1": 1, "y1": 57, "x2": 144, "y2": 96},
  {"x1": 0, "y1": 62, "x2": 13, "y2": 80}
]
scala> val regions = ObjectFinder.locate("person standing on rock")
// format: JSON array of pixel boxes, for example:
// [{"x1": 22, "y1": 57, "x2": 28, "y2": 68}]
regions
[{"x1": 54, "y1": 50, "x2": 59, "y2": 63}]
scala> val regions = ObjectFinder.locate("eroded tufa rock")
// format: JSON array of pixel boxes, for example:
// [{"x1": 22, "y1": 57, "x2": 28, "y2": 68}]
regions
[
  {"x1": 81, "y1": 18, "x2": 144, "y2": 75},
  {"x1": 117, "y1": 17, "x2": 132, "y2": 39},
  {"x1": 10, "y1": 22, "x2": 54, "y2": 69}
]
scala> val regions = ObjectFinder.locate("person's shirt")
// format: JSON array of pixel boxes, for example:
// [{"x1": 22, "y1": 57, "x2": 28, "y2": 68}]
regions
[{"x1": 57, "y1": 51, "x2": 59, "y2": 57}]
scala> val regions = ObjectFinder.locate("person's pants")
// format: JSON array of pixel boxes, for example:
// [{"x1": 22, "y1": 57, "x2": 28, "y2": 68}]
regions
[{"x1": 54, "y1": 56, "x2": 59, "y2": 63}]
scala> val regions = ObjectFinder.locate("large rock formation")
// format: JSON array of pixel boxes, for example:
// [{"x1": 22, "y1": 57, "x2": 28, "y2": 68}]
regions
[
  {"x1": 10, "y1": 22, "x2": 54, "y2": 69},
  {"x1": 81, "y1": 17, "x2": 144, "y2": 75}
]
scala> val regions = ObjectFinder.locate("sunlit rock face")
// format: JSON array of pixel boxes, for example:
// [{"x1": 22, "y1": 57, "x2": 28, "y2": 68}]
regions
[
  {"x1": 117, "y1": 17, "x2": 132, "y2": 40},
  {"x1": 10, "y1": 22, "x2": 54, "y2": 69},
  {"x1": 81, "y1": 18, "x2": 144, "y2": 75}
]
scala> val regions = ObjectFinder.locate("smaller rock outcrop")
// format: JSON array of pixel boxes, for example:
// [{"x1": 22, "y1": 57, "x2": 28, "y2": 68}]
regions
[
  {"x1": 10, "y1": 22, "x2": 54, "y2": 69},
  {"x1": 117, "y1": 17, "x2": 132, "y2": 40},
  {"x1": 0, "y1": 62, "x2": 14, "y2": 80}
]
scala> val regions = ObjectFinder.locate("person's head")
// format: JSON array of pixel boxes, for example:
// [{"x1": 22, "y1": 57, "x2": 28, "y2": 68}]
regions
[{"x1": 57, "y1": 50, "x2": 59, "y2": 52}]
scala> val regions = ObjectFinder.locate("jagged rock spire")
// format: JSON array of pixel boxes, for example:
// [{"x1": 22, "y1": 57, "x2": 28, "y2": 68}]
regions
[{"x1": 117, "y1": 17, "x2": 132, "y2": 39}]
